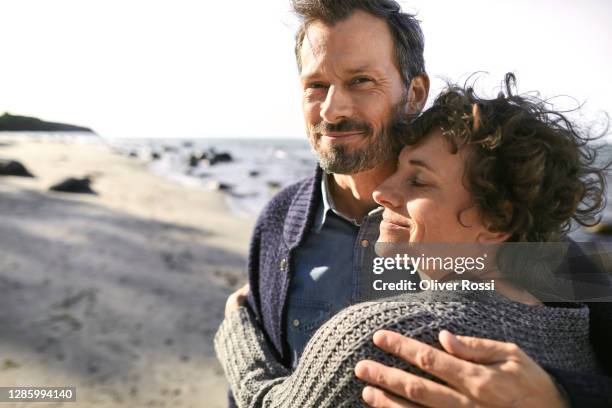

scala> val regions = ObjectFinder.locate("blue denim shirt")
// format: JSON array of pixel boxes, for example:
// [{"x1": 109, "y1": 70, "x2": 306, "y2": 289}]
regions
[{"x1": 284, "y1": 173, "x2": 382, "y2": 368}]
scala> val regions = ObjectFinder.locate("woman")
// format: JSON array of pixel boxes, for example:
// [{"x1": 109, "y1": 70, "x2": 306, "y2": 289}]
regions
[{"x1": 215, "y1": 74, "x2": 607, "y2": 407}]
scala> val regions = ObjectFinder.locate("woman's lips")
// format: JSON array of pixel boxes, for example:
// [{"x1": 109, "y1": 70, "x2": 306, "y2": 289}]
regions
[
  {"x1": 380, "y1": 219, "x2": 412, "y2": 231},
  {"x1": 381, "y1": 212, "x2": 413, "y2": 229}
]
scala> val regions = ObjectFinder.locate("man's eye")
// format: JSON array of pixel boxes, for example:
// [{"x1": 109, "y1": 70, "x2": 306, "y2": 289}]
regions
[
  {"x1": 352, "y1": 77, "x2": 373, "y2": 85},
  {"x1": 307, "y1": 82, "x2": 328, "y2": 89}
]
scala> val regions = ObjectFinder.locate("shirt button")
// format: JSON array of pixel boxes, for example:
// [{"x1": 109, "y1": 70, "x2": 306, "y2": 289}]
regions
[
  {"x1": 280, "y1": 258, "x2": 287, "y2": 271},
  {"x1": 292, "y1": 319, "x2": 300, "y2": 327},
  {"x1": 361, "y1": 239, "x2": 369, "y2": 248}
]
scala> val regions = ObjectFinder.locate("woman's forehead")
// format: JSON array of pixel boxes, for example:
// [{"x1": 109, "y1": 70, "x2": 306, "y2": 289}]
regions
[{"x1": 399, "y1": 130, "x2": 470, "y2": 174}]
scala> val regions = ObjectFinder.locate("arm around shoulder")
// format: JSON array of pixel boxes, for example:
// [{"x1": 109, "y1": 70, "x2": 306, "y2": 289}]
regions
[{"x1": 215, "y1": 300, "x2": 440, "y2": 408}]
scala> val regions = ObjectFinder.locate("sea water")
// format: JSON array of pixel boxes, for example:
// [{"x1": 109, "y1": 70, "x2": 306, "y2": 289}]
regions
[{"x1": 108, "y1": 137, "x2": 317, "y2": 217}]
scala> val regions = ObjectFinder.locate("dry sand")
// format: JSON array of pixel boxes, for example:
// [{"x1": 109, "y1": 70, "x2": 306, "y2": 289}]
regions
[{"x1": 0, "y1": 136, "x2": 254, "y2": 407}]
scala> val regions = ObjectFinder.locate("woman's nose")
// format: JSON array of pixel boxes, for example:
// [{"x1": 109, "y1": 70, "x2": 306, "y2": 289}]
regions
[{"x1": 373, "y1": 176, "x2": 403, "y2": 209}]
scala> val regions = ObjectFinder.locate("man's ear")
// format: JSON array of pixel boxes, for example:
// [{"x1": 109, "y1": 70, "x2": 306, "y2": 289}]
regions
[{"x1": 407, "y1": 74, "x2": 430, "y2": 114}]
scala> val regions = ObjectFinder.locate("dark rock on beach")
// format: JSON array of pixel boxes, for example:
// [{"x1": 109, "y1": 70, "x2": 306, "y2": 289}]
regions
[
  {"x1": 207, "y1": 181, "x2": 233, "y2": 191},
  {"x1": 0, "y1": 159, "x2": 34, "y2": 177},
  {"x1": 189, "y1": 154, "x2": 200, "y2": 168},
  {"x1": 248, "y1": 170, "x2": 260, "y2": 177},
  {"x1": 267, "y1": 181, "x2": 282, "y2": 190},
  {"x1": 189, "y1": 150, "x2": 234, "y2": 167},
  {"x1": 49, "y1": 177, "x2": 96, "y2": 194},
  {"x1": 209, "y1": 152, "x2": 233, "y2": 165}
]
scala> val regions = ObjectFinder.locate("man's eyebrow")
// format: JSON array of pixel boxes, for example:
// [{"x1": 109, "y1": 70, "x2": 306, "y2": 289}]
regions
[
  {"x1": 300, "y1": 65, "x2": 379, "y2": 83},
  {"x1": 408, "y1": 158, "x2": 437, "y2": 173},
  {"x1": 300, "y1": 71, "x2": 321, "y2": 82},
  {"x1": 345, "y1": 65, "x2": 376, "y2": 75}
]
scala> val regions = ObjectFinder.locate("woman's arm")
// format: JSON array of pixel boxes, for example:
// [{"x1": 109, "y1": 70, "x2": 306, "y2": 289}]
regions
[
  {"x1": 215, "y1": 301, "x2": 439, "y2": 408},
  {"x1": 215, "y1": 307, "x2": 291, "y2": 408}
]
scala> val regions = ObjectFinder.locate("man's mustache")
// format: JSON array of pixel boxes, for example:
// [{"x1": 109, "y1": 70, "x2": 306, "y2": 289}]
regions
[{"x1": 312, "y1": 119, "x2": 373, "y2": 135}]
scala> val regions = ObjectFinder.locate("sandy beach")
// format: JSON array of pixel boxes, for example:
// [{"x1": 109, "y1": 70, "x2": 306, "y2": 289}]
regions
[{"x1": 0, "y1": 136, "x2": 254, "y2": 407}]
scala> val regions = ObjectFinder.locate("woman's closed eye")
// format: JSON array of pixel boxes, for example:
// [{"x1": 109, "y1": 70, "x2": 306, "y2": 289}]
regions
[{"x1": 408, "y1": 175, "x2": 428, "y2": 188}]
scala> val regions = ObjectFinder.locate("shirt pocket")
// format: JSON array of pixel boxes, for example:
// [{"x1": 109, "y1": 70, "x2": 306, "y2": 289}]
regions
[{"x1": 287, "y1": 297, "x2": 332, "y2": 335}]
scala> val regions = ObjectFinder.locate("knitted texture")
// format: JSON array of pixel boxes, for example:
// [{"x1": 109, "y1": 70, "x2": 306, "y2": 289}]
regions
[{"x1": 216, "y1": 290, "x2": 600, "y2": 408}]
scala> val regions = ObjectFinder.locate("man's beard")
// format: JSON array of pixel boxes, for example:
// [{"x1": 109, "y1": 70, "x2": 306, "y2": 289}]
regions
[{"x1": 308, "y1": 99, "x2": 410, "y2": 175}]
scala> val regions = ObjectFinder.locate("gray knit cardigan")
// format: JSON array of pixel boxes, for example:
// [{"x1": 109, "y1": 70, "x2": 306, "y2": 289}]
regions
[{"x1": 215, "y1": 290, "x2": 600, "y2": 408}]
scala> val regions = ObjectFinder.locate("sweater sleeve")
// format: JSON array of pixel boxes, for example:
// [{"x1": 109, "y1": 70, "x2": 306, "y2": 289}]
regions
[
  {"x1": 215, "y1": 302, "x2": 442, "y2": 408},
  {"x1": 215, "y1": 307, "x2": 291, "y2": 408}
]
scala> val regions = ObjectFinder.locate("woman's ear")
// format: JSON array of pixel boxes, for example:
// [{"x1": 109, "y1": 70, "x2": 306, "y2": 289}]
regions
[
  {"x1": 477, "y1": 230, "x2": 511, "y2": 244},
  {"x1": 478, "y1": 202, "x2": 513, "y2": 244}
]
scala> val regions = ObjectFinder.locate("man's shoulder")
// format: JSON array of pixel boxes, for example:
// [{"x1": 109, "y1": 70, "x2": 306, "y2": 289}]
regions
[
  {"x1": 256, "y1": 170, "x2": 321, "y2": 225},
  {"x1": 266, "y1": 177, "x2": 312, "y2": 210}
]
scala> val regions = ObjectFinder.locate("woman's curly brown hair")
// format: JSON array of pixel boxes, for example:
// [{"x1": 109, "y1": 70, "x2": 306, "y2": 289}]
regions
[{"x1": 400, "y1": 73, "x2": 609, "y2": 242}]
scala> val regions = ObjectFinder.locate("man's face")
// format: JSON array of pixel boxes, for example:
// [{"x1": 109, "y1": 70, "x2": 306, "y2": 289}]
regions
[{"x1": 299, "y1": 10, "x2": 408, "y2": 174}]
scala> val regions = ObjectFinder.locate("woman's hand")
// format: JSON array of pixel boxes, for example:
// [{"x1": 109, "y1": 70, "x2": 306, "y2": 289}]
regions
[
  {"x1": 355, "y1": 330, "x2": 569, "y2": 408},
  {"x1": 224, "y1": 284, "x2": 249, "y2": 318}
]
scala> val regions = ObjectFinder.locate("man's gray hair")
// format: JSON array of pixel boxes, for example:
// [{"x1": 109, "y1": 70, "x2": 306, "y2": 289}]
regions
[{"x1": 292, "y1": 0, "x2": 426, "y2": 86}]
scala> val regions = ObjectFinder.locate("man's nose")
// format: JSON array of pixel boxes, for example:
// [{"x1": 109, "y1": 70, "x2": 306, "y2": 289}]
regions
[
  {"x1": 320, "y1": 85, "x2": 353, "y2": 124},
  {"x1": 373, "y1": 176, "x2": 403, "y2": 209}
]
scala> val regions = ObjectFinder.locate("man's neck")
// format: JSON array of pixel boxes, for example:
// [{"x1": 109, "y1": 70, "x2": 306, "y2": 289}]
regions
[{"x1": 328, "y1": 159, "x2": 396, "y2": 221}]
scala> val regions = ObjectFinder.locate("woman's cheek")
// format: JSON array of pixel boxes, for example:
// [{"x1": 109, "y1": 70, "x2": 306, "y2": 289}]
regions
[
  {"x1": 409, "y1": 219, "x2": 425, "y2": 243},
  {"x1": 412, "y1": 205, "x2": 448, "y2": 243},
  {"x1": 409, "y1": 228, "x2": 420, "y2": 243}
]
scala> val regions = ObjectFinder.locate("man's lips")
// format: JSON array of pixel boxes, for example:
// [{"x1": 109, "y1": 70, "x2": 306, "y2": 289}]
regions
[{"x1": 319, "y1": 131, "x2": 366, "y2": 142}]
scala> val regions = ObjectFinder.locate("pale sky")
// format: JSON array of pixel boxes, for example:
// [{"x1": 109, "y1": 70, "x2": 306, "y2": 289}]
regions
[{"x1": 1, "y1": 0, "x2": 610, "y2": 139}]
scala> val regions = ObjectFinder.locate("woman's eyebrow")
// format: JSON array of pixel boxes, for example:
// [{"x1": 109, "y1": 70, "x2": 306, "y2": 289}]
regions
[{"x1": 408, "y1": 158, "x2": 437, "y2": 174}]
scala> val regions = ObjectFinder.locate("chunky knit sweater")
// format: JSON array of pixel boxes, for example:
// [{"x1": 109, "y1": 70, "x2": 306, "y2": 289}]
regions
[{"x1": 215, "y1": 290, "x2": 600, "y2": 408}]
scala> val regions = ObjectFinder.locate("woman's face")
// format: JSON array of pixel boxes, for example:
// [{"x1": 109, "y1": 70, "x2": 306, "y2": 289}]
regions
[{"x1": 374, "y1": 129, "x2": 490, "y2": 244}]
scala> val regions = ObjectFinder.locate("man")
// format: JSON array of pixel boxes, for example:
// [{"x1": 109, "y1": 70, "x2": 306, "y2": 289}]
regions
[{"x1": 235, "y1": 0, "x2": 612, "y2": 406}]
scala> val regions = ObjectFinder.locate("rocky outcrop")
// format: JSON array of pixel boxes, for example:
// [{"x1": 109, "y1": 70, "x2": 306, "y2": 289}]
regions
[
  {"x1": 0, "y1": 160, "x2": 34, "y2": 177},
  {"x1": 0, "y1": 113, "x2": 95, "y2": 133}
]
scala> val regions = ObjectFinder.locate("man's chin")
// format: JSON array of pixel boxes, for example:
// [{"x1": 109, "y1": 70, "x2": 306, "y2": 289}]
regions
[
  {"x1": 310, "y1": 132, "x2": 397, "y2": 174},
  {"x1": 315, "y1": 138, "x2": 365, "y2": 155},
  {"x1": 313, "y1": 149, "x2": 364, "y2": 174}
]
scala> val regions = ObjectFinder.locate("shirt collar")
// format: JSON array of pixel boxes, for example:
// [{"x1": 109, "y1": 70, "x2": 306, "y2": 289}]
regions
[{"x1": 313, "y1": 173, "x2": 383, "y2": 232}]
